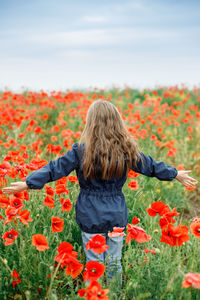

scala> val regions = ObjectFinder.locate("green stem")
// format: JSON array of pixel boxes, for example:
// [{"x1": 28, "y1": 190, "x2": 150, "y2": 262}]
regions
[
  {"x1": 190, "y1": 238, "x2": 199, "y2": 270},
  {"x1": 0, "y1": 255, "x2": 12, "y2": 274},
  {"x1": 159, "y1": 273, "x2": 176, "y2": 300},
  {"x1": 45, "y1": 261, "x2": 61, "y2": 300}
]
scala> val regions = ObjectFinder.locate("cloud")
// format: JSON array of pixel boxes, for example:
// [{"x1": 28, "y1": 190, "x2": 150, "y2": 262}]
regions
[
  {"x1": 23, "y1": 27, "x2": 183, "y2": 49},
  {"x1": 112, "y1": 0, "x2": 146, "y2": 12},
  {"x1": 0, "y1": 50, "x2": 199, "y2": 93},
  {"x1": 81, "y1": 15, "x2": 109, "y2": 23},
  {"x1": 28, "y1": 29, "x2": 116, "y2": 47},
  {"x1": 0, "y1": 0, "x2": 199, "y2": 91}
]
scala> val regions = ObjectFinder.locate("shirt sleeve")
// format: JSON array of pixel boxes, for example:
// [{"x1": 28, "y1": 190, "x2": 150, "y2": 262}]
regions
[
  {"x1": 26, "y1": 143, "x2": 79, "y2": 189},
  {"x1": 131, "y1": 152, "x2": 178, "y2": 181}
]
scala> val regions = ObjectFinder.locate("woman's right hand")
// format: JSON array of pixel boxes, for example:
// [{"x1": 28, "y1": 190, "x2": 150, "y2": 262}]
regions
[
  {"x1": 175, "y1": 170, "x2": 198, "y2": 187},
  {"x1": 2, "y1": 181, "x2": 29, "y2": 195}
]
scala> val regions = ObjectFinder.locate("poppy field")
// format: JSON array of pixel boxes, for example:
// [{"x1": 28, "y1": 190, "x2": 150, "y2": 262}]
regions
[{"x1": 0, "y1": 86, "x2": 200, "y2": 299}]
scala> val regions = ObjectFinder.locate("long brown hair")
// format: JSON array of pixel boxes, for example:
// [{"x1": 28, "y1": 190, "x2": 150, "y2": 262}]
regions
[{"x1": 79, "y1": 99, "x2": 143, "y2": 180}]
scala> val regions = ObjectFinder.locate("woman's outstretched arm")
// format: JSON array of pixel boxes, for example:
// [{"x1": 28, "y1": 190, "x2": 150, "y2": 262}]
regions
[
  {"x1": 132, "y1": 152, "x2": 197, "y2": 187},
  {"x1": 2, "y1": 143, "x2": 79, "y2": 195}
]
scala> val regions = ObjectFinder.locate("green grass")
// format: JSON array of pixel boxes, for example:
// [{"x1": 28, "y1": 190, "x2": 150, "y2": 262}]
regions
[{"x1": 0, "y1": 87, "x2": 200, "y2": 299}]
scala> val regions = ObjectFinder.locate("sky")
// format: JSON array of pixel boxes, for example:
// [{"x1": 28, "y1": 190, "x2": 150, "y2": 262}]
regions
[{"x1": 0, "y1": 0, "x2": 200, "y2": 92}]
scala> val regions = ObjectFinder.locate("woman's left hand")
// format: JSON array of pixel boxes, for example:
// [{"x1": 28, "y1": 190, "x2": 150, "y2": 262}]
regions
[
  {"x1": 2, "y1": 182, "x2": 29, "y2": 194},
  {"x1": 175, "y1": 170, "x2": 198, "y2": 187}
]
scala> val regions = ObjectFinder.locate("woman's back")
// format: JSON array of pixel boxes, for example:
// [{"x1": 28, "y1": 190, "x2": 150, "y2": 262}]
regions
[
  {"x1": 75, "y1": 143, "x2": 127, "y2": 193},
  {"x1": 73, "y1": 142, "x2": 178, "y2": 234}
]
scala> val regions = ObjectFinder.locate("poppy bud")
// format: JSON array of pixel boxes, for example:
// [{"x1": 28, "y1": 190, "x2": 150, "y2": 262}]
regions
[
  {"x1": 154, "y1": 248, "x2": 160, "y2": 254},
  {"x1": 49, "y1": 266, "x2": 54, "y2": 272},
  {"x1": 3, "y1": 258, "x2": 8, "y2": 264},
  {"x1": 50, "y1": 293, "x2": 58, "y2": 300},
  {"x1": 68, "y1": 232, "x2": 72, "y2": 240},
  {"x1": 25, "y1": 290, "x2": 31, "y2": 299},
  {"x1": 153, "y1": 229, "x2": 159, "y2": 234},
  {"x1": 127, "y1": 281, "x2": 137, "y2": 291}
]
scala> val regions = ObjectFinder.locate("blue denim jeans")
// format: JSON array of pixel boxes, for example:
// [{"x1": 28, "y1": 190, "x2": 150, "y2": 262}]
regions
[{"x1": 81, "y1": 231, "x2": 124, "y2": 286}]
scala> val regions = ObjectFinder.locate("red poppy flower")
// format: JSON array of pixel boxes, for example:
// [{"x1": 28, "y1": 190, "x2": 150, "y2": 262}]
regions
[
  {"x1": 127, "y1": 180, "x2": 139, "y2": 191},
  {"x1": 86, "y1": 235, "x2": 109, "y2": 254},
  {"x1": 0, "y1": 161, "x2": 12, "y2": 178},
  {"x1": 51, "y1": 124, "x2": 60, "y2": 133},
  {"x1": 32, "y1": 234, "x2": 49, "y2": 251},
  {"x1": 57, "y1": 177, "x2": 67, "y2": 185},
  {"x1": 0, "y1": 161, "x2": 12, "y2": 170},
  {"x1": 182, "y1": 273, "x2": 200, "y2": 289},
  {"x1": 161, "y1": 224, "x2": 190, "y2": 246},
  {"x1": 54, "y1": 242, "x2": 78, "y2": 268},
  {"x1": 126, "y1": 224, "x2": 151, "y2": 244},
  {"x1": 45, "y1": 186, "x2": 54, "y2": 196},
  {"x1": 29, "y1": 119, "x2": 37, "y2": 126},
  {"x1": 10, "y1": 197, "x2": 24, "y2": 211},
  {"x1": 190, "y1": 218, "x2": 200, "y2": 238},
  {"x1": 68, "y1": 175, "x2": 78, "y2": 183},
  {"x1": 60, "y1": 198, "x2": 72, "y2": 213},
  {"x1": 56, "y1": 252, "x2": 79, "y2": 269},
  {"x1": 57, "y1": 241, "x2": 74, "y2": 254},
  {"x1": 78, "y1": 289, "x2": 86, "y2": 297},
  {"x1": 16, "y1": 209, "x2": 33, "y2": 225},
  {"x1": 146, "y1": 201, "x2": 170, "y2": 217},
  {"x1": 5, "y1": 206, "x2": 19, "y2": 216},
  {"x1": 43, "y1": 195, "x2": 55, "y2": 208},
  {"x1": 83, "y1": 261, "x2": 105, "y2": 282},
  {"x1": 51, "y1": 217, "x2": 64, "y2": 233},
  {"x1": 167, "y1": 147, "x2": 177, "y2": 157},
  {"x1": 2, "y1": 229, "x2": 18, "y2": 245},
  {"x1": 0, "y1": 193, "x2": 10, "y2": 209},
  {"x1": 27, "y1": 157, "x2": 48, "y2": 170},
  {"x1": 34, "y1": 126, "x2": 43, "y2": 134},
  {"x1": 23, "y1": 190, "x2": 29, "y2": 201},
  {"x1": 144, "y1": 248, "x2": 156, "y2": 255},
  {"x1": 185, "y1": 186, "x2": 196, "y2": 191},
  {"x1": 127, "y1": 170, "x2": 140, "y2": 178},
  {"x1": 108, "y1": 227, "x2": 126, "y2": 238},
  {"x1": 51, "y1": 136, "x2": 57, "y2": 142},
  {"x1": 65, "y1": 260, "x2": 83, "y2": 279},
  {"x1": 132, "y1": 216, "x2": 140, "y2": 224},
  {"x1": 55, "y1": 184, "x2": 68, "y2": 195},
  {"x1": 53, "y1": 145, "x2": 62, "y2": 155},
  {"x1": 159, "y1": 208, "x2": 180, "y2": 229},
  {"x1": 4, "y1": 206, "x2": 19, "y2": 224},
  {"x1": 54, "y1": 241, "x2": 83, "y2": 278},
  {"x1": 78, "y1": 280, "x2": 109, "y2": 299},
  {"x1": 11, "y1": 270, "x2": 21, "y2": 288}
]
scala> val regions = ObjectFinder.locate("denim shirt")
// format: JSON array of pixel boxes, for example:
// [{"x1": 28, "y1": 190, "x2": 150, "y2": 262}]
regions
[{"x1": 26, "y1": 143, "x2": 178, "y2": 233}]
